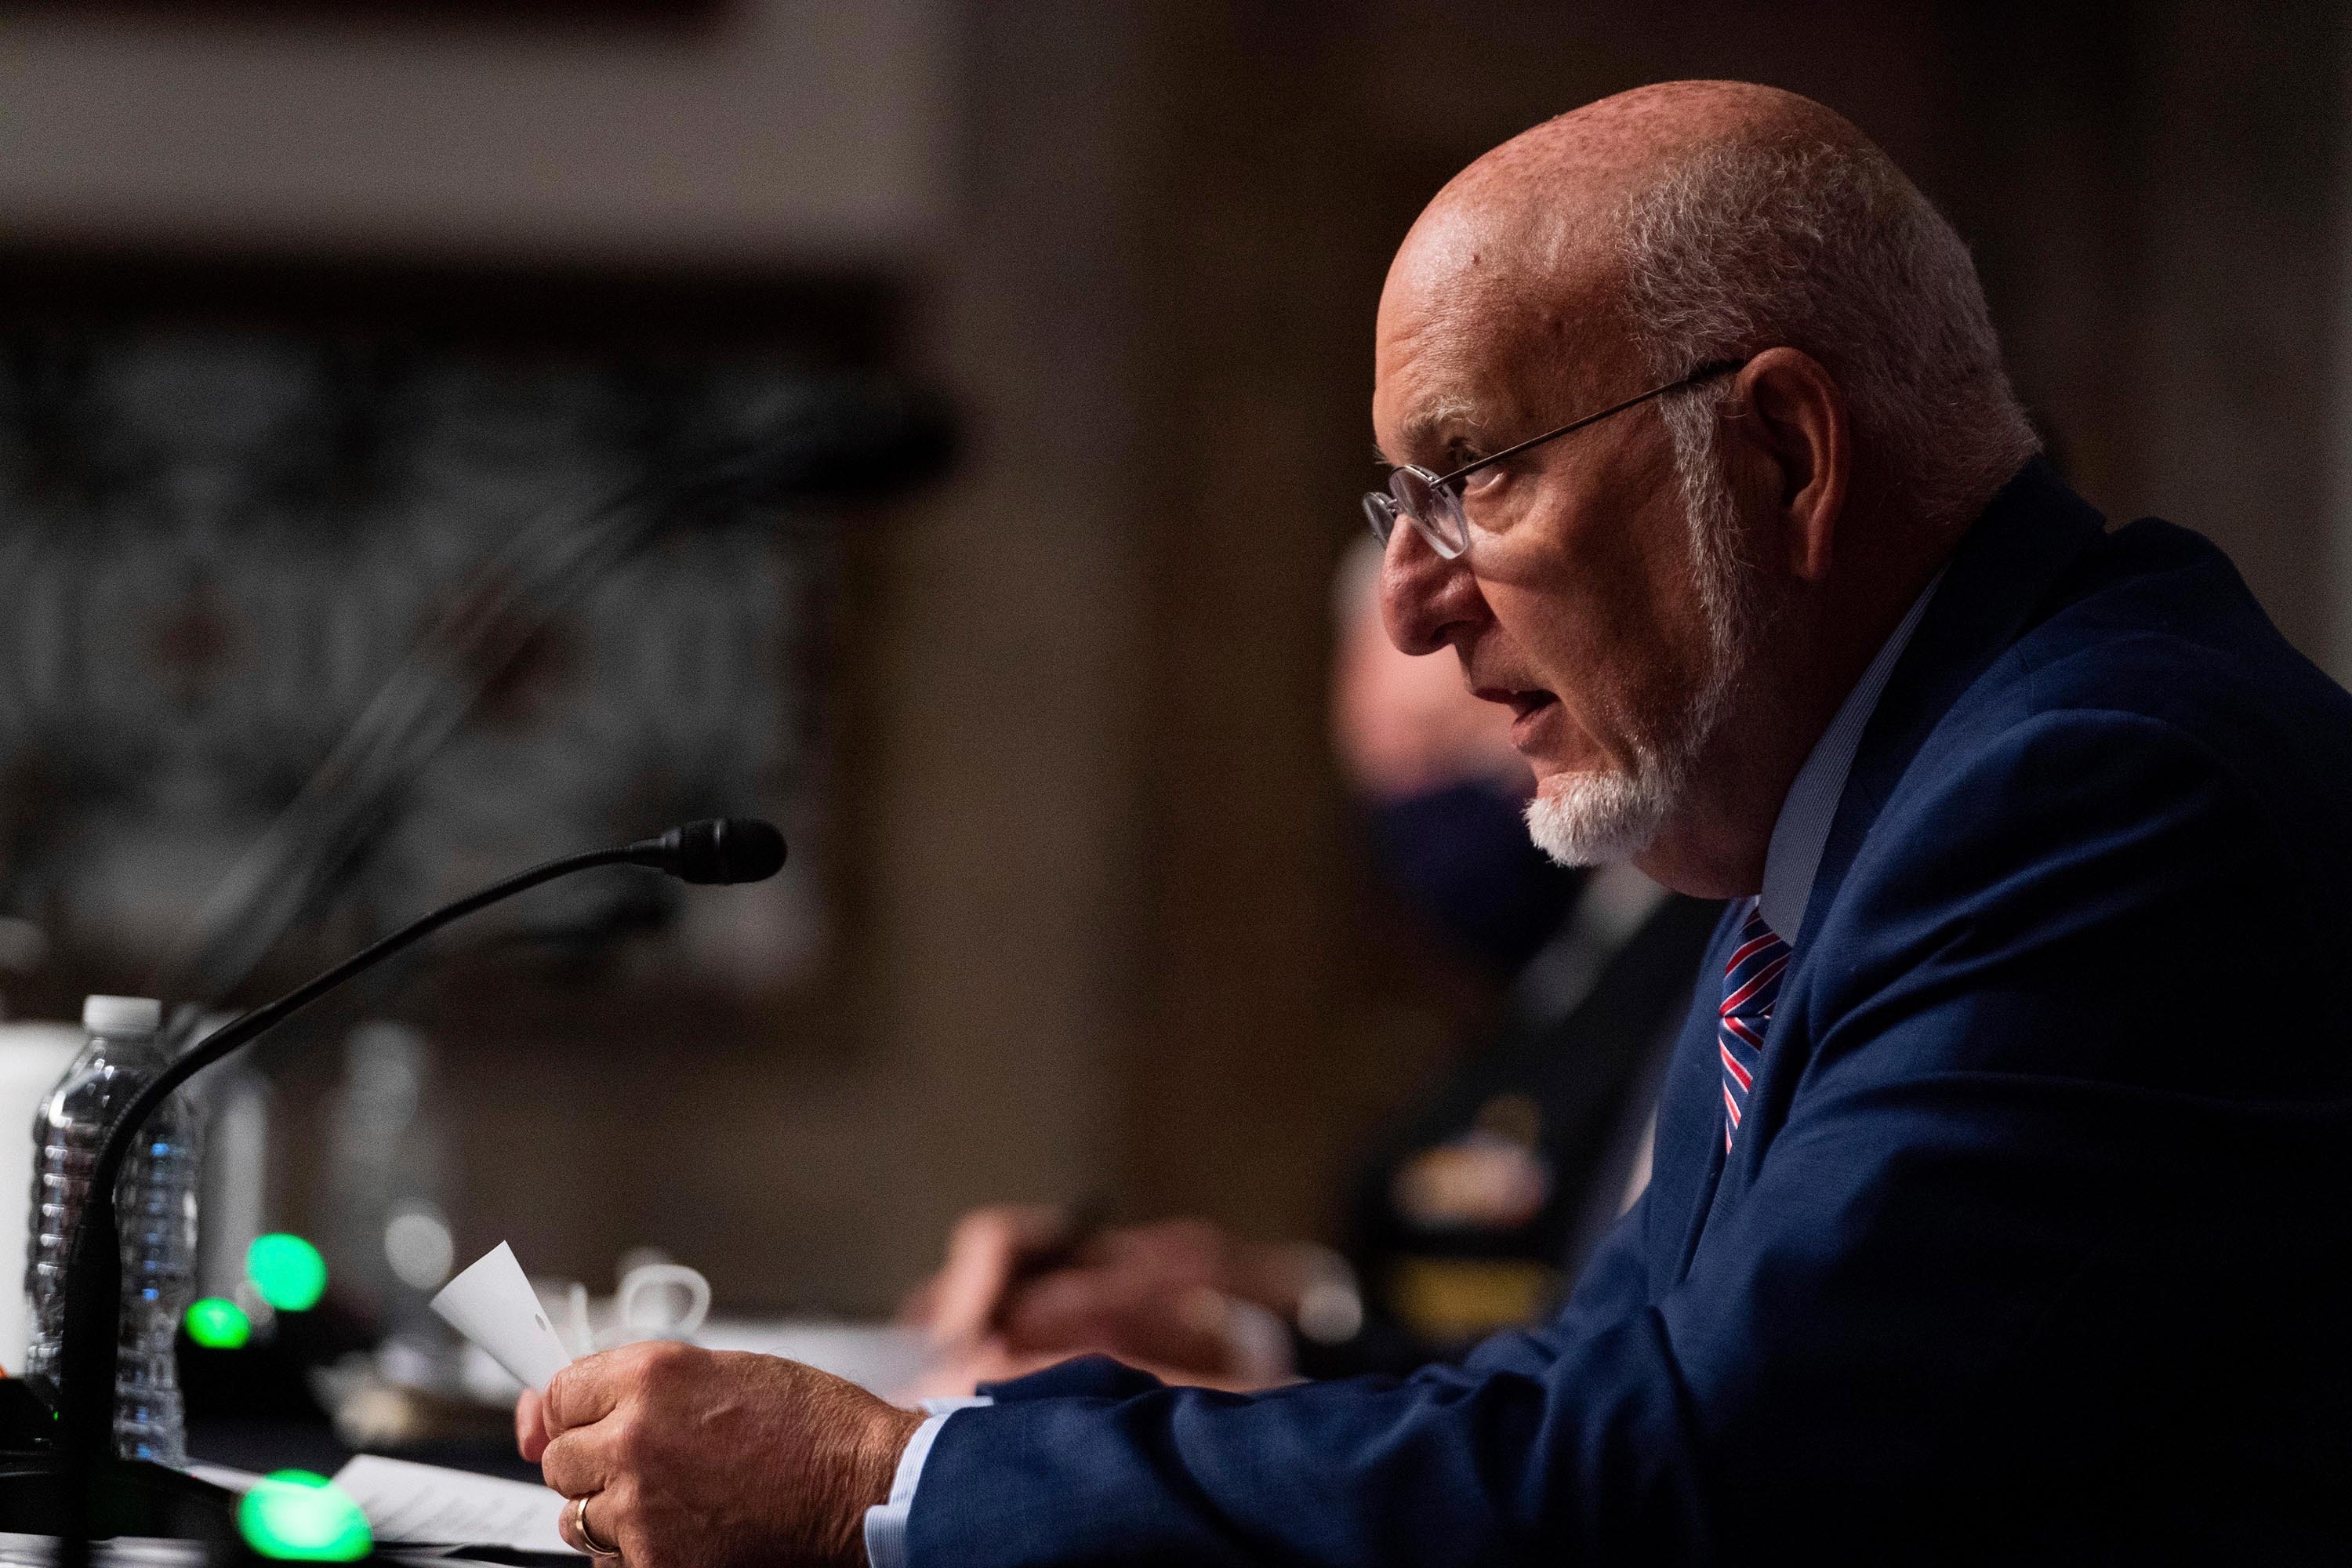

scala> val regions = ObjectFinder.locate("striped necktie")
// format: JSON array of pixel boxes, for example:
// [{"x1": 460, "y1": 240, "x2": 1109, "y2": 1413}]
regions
[{"x1": 1718, "y1": 902, "x2": 1791, "y2": 1152}]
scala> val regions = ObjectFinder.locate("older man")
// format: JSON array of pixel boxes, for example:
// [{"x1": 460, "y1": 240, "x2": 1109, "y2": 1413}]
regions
[{"x1": 522, "y1": 81, "x2": 2352, "y2": 1564}]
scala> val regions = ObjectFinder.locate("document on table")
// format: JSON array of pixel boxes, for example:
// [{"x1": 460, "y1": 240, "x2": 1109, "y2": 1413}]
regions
[
  {"x1": 193, "y1": 1456, "x2": 580, "y2": 1557},
  {"x1": 331, "y1": 1455, "x2": 580, "y2": 1556}
]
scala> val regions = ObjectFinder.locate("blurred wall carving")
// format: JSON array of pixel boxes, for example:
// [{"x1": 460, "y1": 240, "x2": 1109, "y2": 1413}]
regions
[{"x1": 0, "y1": 321, "x2": 825, "y2": 999}]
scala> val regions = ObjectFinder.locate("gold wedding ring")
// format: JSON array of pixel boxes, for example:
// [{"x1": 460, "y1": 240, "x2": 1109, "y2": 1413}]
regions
[{"x1": 572, "y1": 1493, "x2": 621, "y2": 1557}]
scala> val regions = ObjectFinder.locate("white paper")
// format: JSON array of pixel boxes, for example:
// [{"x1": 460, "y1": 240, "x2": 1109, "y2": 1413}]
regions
[
  {"x1": 431, "y1": 1241, "x2": 574, "y2": 1392},
  {"x1": 179, "y1": 1455, "x2": 577, "y2": 1558},
  {"x1": 184, "y1": 1463, "x2": 268, "y2": 1495},
  {"x1": 331, "y1": 1454, "x2": 580, "y2": 1556}
]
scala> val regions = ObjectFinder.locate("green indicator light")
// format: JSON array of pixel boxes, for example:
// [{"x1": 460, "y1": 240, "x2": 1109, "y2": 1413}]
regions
[
  {"x1": 246, "y1": 1233, "x2": 328, "y2": 1312},
  {"x1": 237, "y1": 1470, "x2": 372, "y2": 1562},
  {"x1": 185, "y1": 1297, "x2": 252, "y2": 1349}
]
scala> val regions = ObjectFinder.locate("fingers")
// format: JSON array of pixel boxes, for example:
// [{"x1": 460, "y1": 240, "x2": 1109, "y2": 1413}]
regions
[
  {"x1": 554, "y1": 1493, "x2": 585, "y2": 1556},
  {"x1": 541, "y1": 1343, "x2": 649, "y2": 1438},
  {"x1": 515, "y1": 1388, "x2": 550, "y2": 1463},
  {"x1": 538, "y1": 1341, "x2": 724, "y2": 1498},
  {"x1": 537, "y1": 1343, "x2": 671, "y2": 1496},
  {"x1": 996, "y1": 1264, "x2": 1133, "y2": 1348},
  {"x1": 554, "y1": 1491, "x2": 587, "y2": 1555},
  {"x1": 915, "y1": 1214, "x2": 1259, "y2": 1380},
  {"x1": 1001, "y1": 1264, "x2": 1240, "y2": 1376},
  {"x1": 539, "y1": 1422, "x2": 620, "y2": 1501},
  {"x1": 911, "y1": 1211, "x2": 1289, "y2": 1392},
  {"x1": 920, "y1": 1204, "x2": 1070, "y2": 1344},
  {"x1": 1091, "y1": 1218, "x2": 1225, "y2": 1273}
]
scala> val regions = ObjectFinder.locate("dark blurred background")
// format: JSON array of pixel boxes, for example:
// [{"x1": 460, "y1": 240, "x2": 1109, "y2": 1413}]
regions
[{"x1": 0, "y1": 0, "x2": 2339, "y2": 1319}]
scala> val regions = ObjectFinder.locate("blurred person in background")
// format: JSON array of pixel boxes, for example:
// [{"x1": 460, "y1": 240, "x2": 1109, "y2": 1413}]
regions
[{"x1": 900, "y1": 538, "x2": 1720, "y2": 1393}]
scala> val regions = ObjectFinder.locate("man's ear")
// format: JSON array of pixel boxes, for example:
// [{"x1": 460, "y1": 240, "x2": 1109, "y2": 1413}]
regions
[{"x1": 1725, "y1": 347, "x2": 1847, "y2": 583}]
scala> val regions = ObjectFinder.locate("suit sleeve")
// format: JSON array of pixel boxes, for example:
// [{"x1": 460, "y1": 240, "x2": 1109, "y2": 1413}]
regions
[{"x1": 903, "y1": 710, "x2": 2324, "y2": 1566}]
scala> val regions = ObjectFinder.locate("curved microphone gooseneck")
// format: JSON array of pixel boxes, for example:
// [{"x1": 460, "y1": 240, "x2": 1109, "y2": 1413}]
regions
[{"x1": 54, "y1": 817, "x2": 787, "y2": 1494}]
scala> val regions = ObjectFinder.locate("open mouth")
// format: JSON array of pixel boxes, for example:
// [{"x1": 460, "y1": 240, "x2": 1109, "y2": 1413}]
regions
[
  {"x1": 1472, "y1": 684, "x2": 1561, "y2": 749},
  {"x1": 1501, "y1": 690, "x2": 1557, "y2": 723}
]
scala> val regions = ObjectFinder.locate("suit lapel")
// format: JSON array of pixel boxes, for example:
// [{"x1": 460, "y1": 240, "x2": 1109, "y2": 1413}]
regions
[
  {"x1": 1790, "y1": 462, "x2": 2107, "y2": 960},
  {"x1": 1668, "y1": 461, "x2": 2109, "y2": 1276}
]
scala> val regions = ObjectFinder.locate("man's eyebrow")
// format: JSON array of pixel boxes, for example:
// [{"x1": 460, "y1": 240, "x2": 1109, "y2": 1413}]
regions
[{"x1": 1377, "y1": 397, "x2": 1487, "y2": 469}]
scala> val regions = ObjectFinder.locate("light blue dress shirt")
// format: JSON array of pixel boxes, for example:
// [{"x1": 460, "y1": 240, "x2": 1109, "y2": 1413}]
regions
[
  {"x1": 866, "y1": 1396, "x2": 992, "y2": 1567},
  {"x1": 864, "y1": 575, "x2": 1940, "y2": 1567}
]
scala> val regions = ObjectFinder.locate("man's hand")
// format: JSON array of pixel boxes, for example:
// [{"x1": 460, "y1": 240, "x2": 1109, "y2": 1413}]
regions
[
  {"x1": 517, "y1": 1341, "x2": 923, "y2": 1568},
  {"x1": 898, "y1": 1207, "x2": 1316, "y2": 1399}
]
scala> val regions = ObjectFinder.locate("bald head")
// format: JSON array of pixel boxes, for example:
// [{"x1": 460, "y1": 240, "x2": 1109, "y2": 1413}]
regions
[
  {"x1": 1378, "y1": 80, "x2": 2033, "y2": 525},
  {"x1": 1455, "y1": 80, "x2": 1875, "y2": 195},
  {"x1": 1385, "y1": 85, "x2": 1862, "y2": 368}
]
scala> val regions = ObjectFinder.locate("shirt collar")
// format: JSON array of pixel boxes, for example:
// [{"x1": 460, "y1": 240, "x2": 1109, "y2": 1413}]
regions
[{"x1": 1755, "y1": 572, "x2": 1944, "y2": 941}]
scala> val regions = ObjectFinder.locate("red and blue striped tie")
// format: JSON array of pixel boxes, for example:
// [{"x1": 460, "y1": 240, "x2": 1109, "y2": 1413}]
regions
[{"x1": 1718, "y1": 902, "x2": 1791, "y2": 1152}]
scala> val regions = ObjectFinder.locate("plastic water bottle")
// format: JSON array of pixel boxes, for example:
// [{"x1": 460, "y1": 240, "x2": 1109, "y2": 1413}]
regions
[{"x1": 22, "y1": 995, "x2": 202, "y2": 1465}]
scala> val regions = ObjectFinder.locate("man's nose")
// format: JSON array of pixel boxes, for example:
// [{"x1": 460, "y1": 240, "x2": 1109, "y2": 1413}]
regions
[{"x1": 1377, "y1": 524, "x2": 1479, "y2": 656}]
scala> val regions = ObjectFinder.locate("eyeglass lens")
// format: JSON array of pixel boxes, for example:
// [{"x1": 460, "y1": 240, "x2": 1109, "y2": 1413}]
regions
[{"x1": 1363, "y1": 467, "x2": 1468, "y2": 560}]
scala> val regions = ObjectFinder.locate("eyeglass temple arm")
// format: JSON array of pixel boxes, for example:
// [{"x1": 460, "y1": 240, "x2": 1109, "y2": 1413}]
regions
[{"x1": 1432, "y1": 359, "x2": 1744, "y2": 488}]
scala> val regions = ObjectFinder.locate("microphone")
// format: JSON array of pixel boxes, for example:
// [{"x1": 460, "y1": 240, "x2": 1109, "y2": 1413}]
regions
[
  {"x1": 45, "y1": 819, "x2": 786, "y2": 1534},
  {"x1": 630, "y1": 817, "x2": 788, "y2": 885}
]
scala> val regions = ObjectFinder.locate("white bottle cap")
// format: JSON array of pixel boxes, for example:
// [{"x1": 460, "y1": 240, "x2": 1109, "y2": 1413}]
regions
[{"x1": 82, "y1": 995, "x2": 162, "y2": 1034}]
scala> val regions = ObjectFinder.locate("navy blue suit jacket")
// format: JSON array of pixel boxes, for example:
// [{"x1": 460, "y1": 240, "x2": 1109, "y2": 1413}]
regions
[{"x1": 908, "y1": 463, "x2": 2352, "y2": 1563}]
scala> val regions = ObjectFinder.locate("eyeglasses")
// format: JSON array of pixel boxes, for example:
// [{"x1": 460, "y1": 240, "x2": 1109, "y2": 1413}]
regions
[{"x1": 1363, "y1": 359, "x2": 1742, "y2": 560}]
